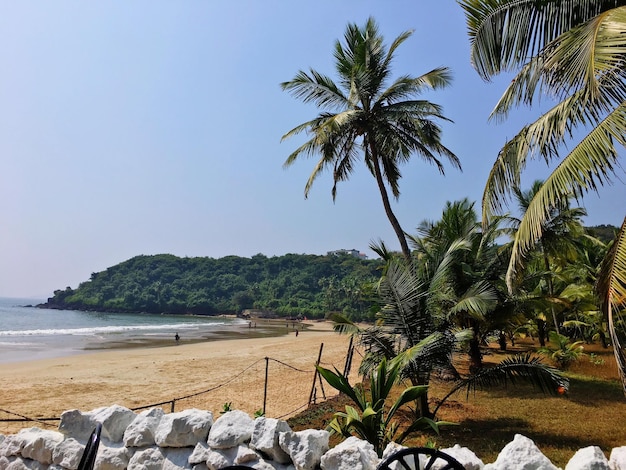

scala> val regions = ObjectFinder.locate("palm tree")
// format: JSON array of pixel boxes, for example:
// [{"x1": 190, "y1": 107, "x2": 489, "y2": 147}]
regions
[
  {"x1": 459, "y1": 0, "x2": 626, "y2": 392},
  {"x1": 281, "y1": 17, "x2": 460, "y2": 260},
  {"x1": 509, "y1": 180, "x2": 588, "y2": 334}
]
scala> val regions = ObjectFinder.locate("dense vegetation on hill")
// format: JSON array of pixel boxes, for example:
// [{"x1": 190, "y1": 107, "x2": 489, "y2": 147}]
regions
[{"x1": 43, "y1": 253, "x2": 383, "y2": 319}]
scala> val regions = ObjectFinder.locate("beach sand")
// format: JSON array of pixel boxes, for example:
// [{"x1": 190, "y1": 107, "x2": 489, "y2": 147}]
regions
[{"x1": 0, "y1": 320, "x2": 361, "y2": 435}]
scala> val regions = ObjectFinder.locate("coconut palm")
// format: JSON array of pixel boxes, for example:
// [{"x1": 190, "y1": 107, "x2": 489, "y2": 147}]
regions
[
  {"x1": 509, "y1": 180, "x2": 588, "y2": 334},
  {"x1": 281, "y1": 17, "x2": 460, "y2": 260},
  {"x1": 459, "y1": 0, "x2": 626, "y2": 392}
]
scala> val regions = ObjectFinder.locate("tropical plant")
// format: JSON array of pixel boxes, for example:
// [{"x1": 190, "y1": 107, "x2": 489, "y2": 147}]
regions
[
  {"x1": 459, "y1": 0, "x2": 626, "y2": 391},
  {"x1": 281, "y1": 17, "x2": 460, "y2": 260},
  {"x1": 538, "y1": 331, "x2": 585, "y2": 370},
  {"x1": 507, "y1": 180, "x2": 589, "y2": 334},
  {"x1": 316, "y1": 356, "x2": 444, "y2": 456}
]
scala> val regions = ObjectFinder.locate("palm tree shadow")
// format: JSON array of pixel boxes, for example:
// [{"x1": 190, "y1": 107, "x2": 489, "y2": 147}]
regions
[{"x1": 443, "y1": 417, "x2": 531, "y2": 453}]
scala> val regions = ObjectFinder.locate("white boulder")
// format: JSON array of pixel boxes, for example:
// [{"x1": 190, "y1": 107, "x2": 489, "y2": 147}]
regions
[
  {"x1": 207, "y1": 410, "x2": 254, "y2": 449},
  {"x1": 124, "y1": 408, "x2": 164, "y2": 447},
  {"x1": 250, "y1": 417, "x2": 292, "y2": 464},
  {"x1": 155, "y1": 409, "x2": 213, "y2": 448},
  {"x1": 163, "y1": 447, "x2": 193, "y2": 470},
  {"x1": 2, "y1": 456, "x2": 48, "y2": 470},
  {"x1": 51, "y1": 437, "x2": 84, "y2": 469},
  {"x1": 440, "y1": 444, "x2": 484, "y2": 470},
  {"x1": 19, "y1": 428, "x2": 65, "y2": 464},
  {"x1": 58, "y1": 409, "x2": 96, "y2": 441},
  {"x1": 610, "y1": 447, "x2": 626, "y2": 470},
  {"x1": 127, "y1": 446, "x2": 166, "y2": 470},
  {"x1": 205, "y1": 447, "x2": 237, "y2": 470},
  {"x1": 565, "y1": 446, "x2": 609, "y2": 470},
  {"x1": 0, "y1": 435, "x2": 27, "y2": 458},
  {"x1": 92, "y1": 405, "x2": 137, "y2": 443},
  {"x1": 279, "y1": 429, "x2": 329, "y2": 470},
  {"x1": 320, "y1": 436, "x2": 378, "y2": 470},
  {"x1": 96, "y1": 441, "x2": 133, "y2": 470},
  {"x1": 484, "y1": 434, "x2": 559, "y2": 470}
]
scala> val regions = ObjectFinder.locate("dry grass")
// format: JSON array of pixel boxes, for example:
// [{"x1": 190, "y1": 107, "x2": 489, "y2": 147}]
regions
[{"x1": 288, "y1": 340, "x2": 626, "y2": 467}]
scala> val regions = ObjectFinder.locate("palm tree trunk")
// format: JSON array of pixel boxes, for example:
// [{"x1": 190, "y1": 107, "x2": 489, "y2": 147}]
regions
[
  {"x1": 543, "y1": 250, "x2": 560, "y2": 334},
  {"x1": 369, "y1": 148, "x2": 411, "y2": 261}
]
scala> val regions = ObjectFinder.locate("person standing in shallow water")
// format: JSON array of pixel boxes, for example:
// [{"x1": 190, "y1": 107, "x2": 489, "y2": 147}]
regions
[{"x1": 175, "y1": 332, "x2": 180, "y2": 343}]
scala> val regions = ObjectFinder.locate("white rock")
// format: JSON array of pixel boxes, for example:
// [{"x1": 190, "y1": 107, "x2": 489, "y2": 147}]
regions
[
  {"x1": 58, "y1": 409, "x2": 95, "y2": 441},
  {"x1": 610, "y1": 447, "x2": 626, "y2": 470},
  {"x1": 205, "y1": 447, "x2": 237, "y2": 470},
  {"x1": 250, "y1": 417, "x2": 292, "y2": 464},
  {"x1": 92, "y1": 405, "x2": 137, "y2": 443},
  {"x1": 320, "y1": 436, "x2": 378, "y2": 470},
  {"x1": 439, "y1": 444, "x2": 484, "y2": 470},
  {"x1": 235, "y1": 445, "x2": 261, "y2": 464},
  {"x1": 279, "y1": 429, "x2": 329, "y2": 470},
  {"x1": 19, "y1": 428, "x2": 65, "y2": 464},
  {"x1": 155, "y1": 409, "x2": 213, "y2": 448},
  {"x1": 163, "y1": 447, "x2": 193, "y2": 470},
  {"x1": 124, "y1": 408, "x2": 165, "y2": 447},
  {"x1": 484, "y1": 434, "x2": 559, "y2": 470},
  {"x1": 128, "y1": 446, "x2": 166, "y2": 470},
  {"x1": 0, "y1": 435, "x2": 26, "y2": 458},
  {"x1": 189, "y1": 442, "x2": 211, "y2": 465},
  {"x1": 51, "y1": 437, "x2": 84, "y2": 469},
  {"x1": 207, "y1": 410, "x2": 254, "y2": 449},
  {"x1": 96, "y1": 441, "x2": 133, "y2": 470},
  {"x1": 565, "y1": 446, "x2": 609, "y2": 470},
  {"x1": 3, "y1": 456, "x2": 48, "y2": 470}
]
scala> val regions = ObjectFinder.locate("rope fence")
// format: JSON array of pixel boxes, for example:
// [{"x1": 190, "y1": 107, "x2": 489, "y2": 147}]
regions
[{"x1": 0, "y1": 341, "x2": 359, "y2": 433}]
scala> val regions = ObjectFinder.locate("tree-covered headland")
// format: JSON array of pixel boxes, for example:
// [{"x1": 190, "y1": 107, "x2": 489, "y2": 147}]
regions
[{"x1": 43, "y1": 252, "x2": 383, "y2": 320}]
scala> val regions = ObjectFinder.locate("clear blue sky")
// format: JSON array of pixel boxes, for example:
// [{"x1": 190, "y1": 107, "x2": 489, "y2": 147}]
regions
[{"x1": 1, "y1": 1, "x2": 624, "y2": 298}]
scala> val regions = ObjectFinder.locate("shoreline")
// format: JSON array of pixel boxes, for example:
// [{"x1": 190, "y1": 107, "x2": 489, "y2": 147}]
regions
[
  {"x1": 0, "y1": 320, "x2": 361, "y2": 435},
  {"x1": 0, "y1": 316, "x2": 307, "y2": 365}
]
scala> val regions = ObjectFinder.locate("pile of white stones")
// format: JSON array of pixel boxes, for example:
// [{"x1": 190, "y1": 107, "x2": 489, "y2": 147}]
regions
[{"x1": 1, "y1": 404, "x2": 625, "y2": 470}]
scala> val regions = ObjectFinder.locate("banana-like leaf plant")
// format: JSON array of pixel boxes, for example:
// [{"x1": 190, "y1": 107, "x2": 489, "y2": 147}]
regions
[{"x1": 316, "y1": 356, "x2": 449, "y2": 456}]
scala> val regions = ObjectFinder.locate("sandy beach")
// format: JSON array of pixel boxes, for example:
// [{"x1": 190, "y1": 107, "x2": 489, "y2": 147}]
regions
[{"x1": 0, "y1": 320, "x2": 361, "y2": 436}]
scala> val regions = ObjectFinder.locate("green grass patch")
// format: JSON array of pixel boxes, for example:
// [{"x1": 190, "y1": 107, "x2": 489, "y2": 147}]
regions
[{"x1": 288, "y1": 342, "x2": 626, "y2": 467}]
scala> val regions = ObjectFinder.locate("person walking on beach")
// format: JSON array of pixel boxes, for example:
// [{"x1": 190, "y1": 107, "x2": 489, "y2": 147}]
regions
[{"x1": 175, "y1": 332, "x2": 180, "y2": 343}]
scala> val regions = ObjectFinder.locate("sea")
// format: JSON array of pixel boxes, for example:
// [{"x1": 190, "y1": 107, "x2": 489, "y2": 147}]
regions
[{"x1": 0, "y1": 297, "x2": 248, "y2": 364}]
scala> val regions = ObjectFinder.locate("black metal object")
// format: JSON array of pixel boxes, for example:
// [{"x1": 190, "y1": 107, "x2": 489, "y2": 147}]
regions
[
  {"x1": 77, "y1": 423, "x2": 102, "y2": 470},
  {"x1": 377, "y1": 447, "x2": 465, "y2": 470}
]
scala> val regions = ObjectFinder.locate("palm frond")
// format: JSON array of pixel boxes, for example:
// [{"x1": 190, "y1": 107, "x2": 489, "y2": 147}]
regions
[
  {"x1": 448, "y1": 281, "x2": 498, "y2": 321},
  {"x1": 432, "y1": 352, "x2": 568, "y2": 417},
  {"x1": 595, "y1": 216, "x2": 626, "y2": 395},
  {"x1": 459, "y1": 0, "x2": 626, "y2": 80},
  {"x1": 327, "y1": 312, "x2": 362, "y2": 336},
  {"x1": 281, "y1": 69, "x2": 348, "y2": 110},
  {"x1": 504, "y1": 103, "x2": 625, "y2": 290}
]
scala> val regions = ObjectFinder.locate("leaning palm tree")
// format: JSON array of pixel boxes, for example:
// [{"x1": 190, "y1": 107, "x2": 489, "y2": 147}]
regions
[
  {"x1": 459, "y1": 0, "x2": 626, "y2": 392},
  {"x1": 281, "y1": 17, "x2": 460, "y2": 260}
]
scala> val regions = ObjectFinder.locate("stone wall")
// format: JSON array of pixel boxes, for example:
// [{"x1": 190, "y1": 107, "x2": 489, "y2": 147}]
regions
[{"x1": 0, "y1": 405, "x2": 625, "y2": 470}]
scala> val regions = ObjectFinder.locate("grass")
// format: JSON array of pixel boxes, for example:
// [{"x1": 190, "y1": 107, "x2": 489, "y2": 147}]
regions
[{"x1": 287, "y1": 340, "x2": 626, "y2": 467}]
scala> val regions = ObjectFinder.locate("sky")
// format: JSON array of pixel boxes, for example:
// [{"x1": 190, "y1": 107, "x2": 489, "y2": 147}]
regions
[{"x1": 1, "y1": 1, "x2": 624, "y2": 299}]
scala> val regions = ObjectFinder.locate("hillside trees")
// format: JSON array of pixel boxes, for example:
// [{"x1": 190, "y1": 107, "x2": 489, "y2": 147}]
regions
[{"x1": 43, "y1": 253, "x2": 382, "y2": 319}]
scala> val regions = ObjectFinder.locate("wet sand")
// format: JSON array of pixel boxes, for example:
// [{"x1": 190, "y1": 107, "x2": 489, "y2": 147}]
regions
[{"x1": 0, "y1": 320, "x2": 361, "y2": 435}]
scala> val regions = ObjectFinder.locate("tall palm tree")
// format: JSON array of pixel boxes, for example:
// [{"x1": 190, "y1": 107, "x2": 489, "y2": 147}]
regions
[
  {"x1": 281, "y1": 17, "x2": 460, "y2": 260},
  {"x1": 459, "y1": 0, "x2": 626, "y2": 392}
]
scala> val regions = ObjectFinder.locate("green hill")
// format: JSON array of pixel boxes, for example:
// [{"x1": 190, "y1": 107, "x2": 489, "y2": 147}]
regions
[{"x1": 42, "y1": 253, "x2": 383, "y2": 320}]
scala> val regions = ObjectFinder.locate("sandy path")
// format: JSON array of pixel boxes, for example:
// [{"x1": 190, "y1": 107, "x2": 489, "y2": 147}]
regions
[{"x1": 0, "y1": 321, "x2": 360, "y2": 435}]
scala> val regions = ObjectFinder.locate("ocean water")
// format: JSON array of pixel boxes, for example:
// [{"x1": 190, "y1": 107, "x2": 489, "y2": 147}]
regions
[{"x1": 0, "y1": 297, "x2": 246, "y2": 364}]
